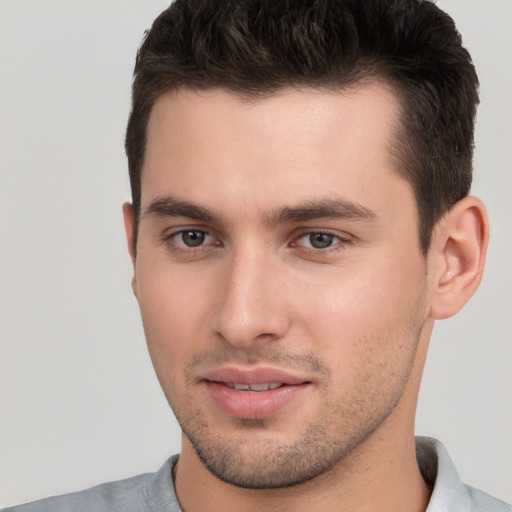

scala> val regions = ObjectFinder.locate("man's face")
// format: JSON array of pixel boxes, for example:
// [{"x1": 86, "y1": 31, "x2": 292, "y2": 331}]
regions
[{"x1": 127, "y1": 85, "x2": 433, "y2": 488}]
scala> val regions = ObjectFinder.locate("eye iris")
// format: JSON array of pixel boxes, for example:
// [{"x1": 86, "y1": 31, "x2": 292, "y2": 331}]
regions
[
  {"x1": 309, "y1": 233, "x2": 334, "y2": 249},
  {"x1": 182, "y1": 230, "x2": 205, "y2": 247}
]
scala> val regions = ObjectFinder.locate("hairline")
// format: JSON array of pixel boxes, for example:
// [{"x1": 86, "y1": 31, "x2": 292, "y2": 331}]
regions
[{"x1": 131, "y1": 75, "x2": 436, "y2": 256}]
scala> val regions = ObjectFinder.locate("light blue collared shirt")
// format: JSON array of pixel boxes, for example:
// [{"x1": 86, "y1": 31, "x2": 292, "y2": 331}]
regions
[{"x1": 3, "y1": 437, "x2": 511, "y2": 511}]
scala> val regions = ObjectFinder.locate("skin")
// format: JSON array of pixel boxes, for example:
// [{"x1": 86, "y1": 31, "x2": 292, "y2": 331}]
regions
[{"x1": 123, "y1": 84, "x2": 488, "y2": 511}]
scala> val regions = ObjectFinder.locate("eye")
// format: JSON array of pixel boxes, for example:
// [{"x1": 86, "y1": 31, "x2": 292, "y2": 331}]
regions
[
  {"x1": 172, "y1": 230, "x2": 215, "y2": 248},
  {"x1": 295, "y1": 232, "x2": 346, "y2": 250}
]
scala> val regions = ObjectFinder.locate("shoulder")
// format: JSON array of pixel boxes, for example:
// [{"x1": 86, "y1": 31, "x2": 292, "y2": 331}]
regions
[
  {"x1": 416, "y1": 437, "x2": 511, "y2": 512},
  {"x1": 2, "y1": 473, "x2": 155, "y2": 512},
  {"x1": 2, "y1": 456, "x2": 181, "y2": 512},
  {"x1": 464, "y1": 485, "x2": 512, "y2": 512}
]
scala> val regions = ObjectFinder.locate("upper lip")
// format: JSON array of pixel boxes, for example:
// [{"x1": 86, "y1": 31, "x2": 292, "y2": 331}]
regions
[{"x1": 201, "y1": 366, "x2": 310, "y2": 386}]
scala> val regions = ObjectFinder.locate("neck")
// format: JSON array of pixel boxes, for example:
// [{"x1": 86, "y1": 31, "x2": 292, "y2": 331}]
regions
[{"x1": 174, "y1": 427, "x2": 431, "y2": 512}]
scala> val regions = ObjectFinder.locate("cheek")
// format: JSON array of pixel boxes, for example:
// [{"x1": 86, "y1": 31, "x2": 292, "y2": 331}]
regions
[
  {"x1": 296, "y1": 252, "x2": 426, "y2": 370},
  {"x1": 134, "y1": 261, "x2": 214, "y2": 376}
]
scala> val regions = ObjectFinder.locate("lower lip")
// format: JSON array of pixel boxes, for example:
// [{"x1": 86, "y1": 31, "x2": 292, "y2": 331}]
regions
[{"x1": 204, "y1": 381, "x2": 310, "y2": 420}]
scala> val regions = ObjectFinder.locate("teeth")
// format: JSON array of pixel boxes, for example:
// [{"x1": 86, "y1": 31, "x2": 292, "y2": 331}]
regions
[
  {"x1": 227, "y1": 382, "x2": 283, "y2": 391},
  {"x1": 248, "y1": 383, "x2": 271, "y2": 391}
]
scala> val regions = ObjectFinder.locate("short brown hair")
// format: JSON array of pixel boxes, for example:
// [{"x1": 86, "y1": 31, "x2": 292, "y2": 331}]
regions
[{"x1": 125, "y1": 0, "x2": 479, "y2": 254}]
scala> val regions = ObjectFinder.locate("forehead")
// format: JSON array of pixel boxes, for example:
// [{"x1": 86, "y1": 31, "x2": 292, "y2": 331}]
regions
[
  {"x1": 141, "y1": 84, "x2": 411, "y2": 221},
  {"x1": 145, "y1": 84, "x2": 400, "y2": 156}
]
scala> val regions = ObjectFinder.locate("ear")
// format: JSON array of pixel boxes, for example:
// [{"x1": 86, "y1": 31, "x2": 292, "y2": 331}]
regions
[
  {"x1": 429, "y1": 196, "x2": 489, "y2": 319},
  {"x1": 122, "y1": 202, "x2": 138, "y2": 298}
]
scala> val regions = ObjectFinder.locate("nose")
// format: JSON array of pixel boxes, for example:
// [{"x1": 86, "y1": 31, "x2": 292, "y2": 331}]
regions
[{"x1": 213, "y1": 248, "x2": 291, "y2": 348}]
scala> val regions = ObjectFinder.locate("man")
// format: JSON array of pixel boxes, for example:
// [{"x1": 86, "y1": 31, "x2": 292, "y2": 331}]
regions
[{"x1": 4, "y1": 0, "x2": 511, "y2": 510}]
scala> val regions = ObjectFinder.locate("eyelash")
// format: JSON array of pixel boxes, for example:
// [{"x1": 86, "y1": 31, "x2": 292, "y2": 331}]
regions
[
  {"x1": 161, "y1": 228, "x2": 352, "y2": 255},
  {"x1": 162, "y1": 229, "x2": 220, "y2": 253},
  {"x1": 292, "y1": 231, "x2": 351, "y2": 252}
]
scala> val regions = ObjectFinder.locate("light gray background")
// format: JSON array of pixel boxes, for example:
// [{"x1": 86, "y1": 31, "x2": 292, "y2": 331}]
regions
[{"x1": 1, "y1": 0, "x2": 511, "y2": 508}]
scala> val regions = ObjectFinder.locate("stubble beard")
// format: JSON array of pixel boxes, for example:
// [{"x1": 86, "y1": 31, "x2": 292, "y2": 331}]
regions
[
  {"x1": 169, "y1": 338, "x2": 424, "y2": 489},
  {"x1": 180, "y1": 401, "x2": 391, "y2": 489},
  {"x1": 162, "y1": 292, "x2": 427, "y2": 490}
]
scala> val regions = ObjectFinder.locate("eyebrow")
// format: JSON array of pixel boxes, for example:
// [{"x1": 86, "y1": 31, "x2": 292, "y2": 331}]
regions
[
  {"x1": 267, "y1": 199, "x2": 377, "y2": 224},
  {"x1": 145, "y1": 196, "x2": 218, "y2": 222},
  {"x1": 144, "y1": 195, "x2": 377, "y2": 225}
]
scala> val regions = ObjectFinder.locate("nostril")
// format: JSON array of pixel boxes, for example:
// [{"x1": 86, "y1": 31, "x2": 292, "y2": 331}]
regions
[{"x1": 255, "y1": 333, "x2": 281, "y2": 343}]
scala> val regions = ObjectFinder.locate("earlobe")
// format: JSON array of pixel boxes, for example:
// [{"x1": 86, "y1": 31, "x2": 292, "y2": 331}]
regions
[
  {"x1": 122, "y1": 202, "x2": 138, "y2": 298},
  {"x1": 429, "y1": 196, "x2": 489, "y2": 320}
]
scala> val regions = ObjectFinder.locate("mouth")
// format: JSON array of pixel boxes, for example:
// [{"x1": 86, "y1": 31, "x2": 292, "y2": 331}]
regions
[
  {"x1": 222, "y1": 382, "x2": 284, "y2": 391},
  {"x1": 201, "y1": 367, "x2": 312, "y2": 420}
]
